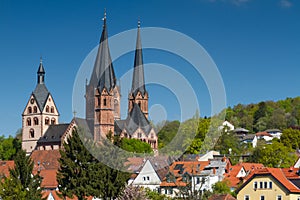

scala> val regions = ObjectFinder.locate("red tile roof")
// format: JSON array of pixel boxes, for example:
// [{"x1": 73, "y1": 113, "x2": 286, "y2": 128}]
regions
[
  {"x1": 224, "y1": 162, "x2": 264, "y2": 188},
  {"x1": 256, "y1": 131, "x2": 272, "y2": 137},
  {"x1": 237, "y1": 167, "x2": 300, "y2": 193},
  {"x1": 160, "y1": 161, "x2": 210, "y2": 187},
  {"x1": 0, "y1": 161, "x2": 14, "y2": 178},
  {"x1": 30, "y1": 150, "x2": 61, "y2": 171}
]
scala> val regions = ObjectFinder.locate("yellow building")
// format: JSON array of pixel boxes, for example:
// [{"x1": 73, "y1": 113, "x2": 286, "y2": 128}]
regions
[{"x1": 236, "y1": 168, "x2": 300, "y2": 200}]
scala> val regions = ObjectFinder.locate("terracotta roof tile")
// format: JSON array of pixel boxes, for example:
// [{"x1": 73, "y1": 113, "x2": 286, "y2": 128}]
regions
[
  {"x1": 30, "y1": 150, "x2": 61, "y2": 171},
  {"x1": 0, "y1": 161, "x2": 14, "y2": 178},
  {"x1": 238, "y1": 167, "x2": 300, "y2": 193}
]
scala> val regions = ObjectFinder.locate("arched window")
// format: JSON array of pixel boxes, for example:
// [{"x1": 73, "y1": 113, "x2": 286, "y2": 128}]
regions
[
  {"x1": 50, "y1": 106, "x2": 54, "y2": 113},
  {"x1": 45, "y1": 117, "x2": 50, "y2": 125},
  {"x1": 46, "y1": 105, "x2": 49, "y2": 112},
  {"x1": 138, "y1": 101, "x2": 141, "y2": 108},
  {"x1": 97, "y1": 97, "x2": 100, "y2": 106},
  {"x1": 28, "y1": 107, "x2": 32, "y2": 114},
  {"x1": 103, "y1": 98, "x2": 107, "y2": 106},
  {"x1": 138, "y1": 132, "x2": 142, "y2": 138},
  {"x1": 34, "y1": 117, "x2": 39, "y2": 125},
  {"x1": 33, "y1": 106, "x2": 37, "y2": 113},
  {"x1": 27, "y1": 118, "x2": 31, "y2": 126},
  {"x1": 29, "y1": 129, "x2": 34, "y2": 138},
  {"x1": 51, "y1": 118, "x2": 56, "y2": 125}
]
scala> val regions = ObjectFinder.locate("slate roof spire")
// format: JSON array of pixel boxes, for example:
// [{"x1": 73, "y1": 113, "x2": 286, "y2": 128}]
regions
[
  {"x1": 131, "y1": 20, "x2": 146, "y2": 97},
  {"x1": 89, "y1": 10, "x2": 116, "y2": 93},
  {"x1": 33, "y1": 58, "x2": 50, "y2": 111},
  {"x1": 37, "y1": 57, "x2": 45, "y2": 84}
]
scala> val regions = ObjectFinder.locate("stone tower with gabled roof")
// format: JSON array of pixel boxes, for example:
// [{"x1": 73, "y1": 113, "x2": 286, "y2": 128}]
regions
[
  {"x1": 22, "y1": 59, "x2": 59, "y2": 154},
  {"x1": 128, "y1": 21, "x2": 149, "y2": 119},
  {"x1": 85, "y1": 12, "x2": 120, "y2": 141}
]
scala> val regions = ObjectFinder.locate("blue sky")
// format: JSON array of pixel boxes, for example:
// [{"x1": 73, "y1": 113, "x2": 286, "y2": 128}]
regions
[{"x1": 0, "y1": 0, "x2": 299, "y2": 137}]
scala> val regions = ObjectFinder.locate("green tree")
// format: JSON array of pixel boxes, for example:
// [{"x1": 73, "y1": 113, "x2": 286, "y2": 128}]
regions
[
  {"x1": 0, "y1": 150, "x2": 44, "y2": 200},
  {"x1": 211, "y1": 181, "x2": 231, "y2": 194},
  {"x1": 57, "y1": 129, "x2": 130, "y2": 200},
  {"x1": 280, "y1": 128, "x2": 300, "y2": 149},
  {"x1": 251, "y1": 140, "x2": 296, "y2": 168},
  {"x1": 57, "y1": 129, "x2": 94, "y2": 200},
  {"x1": 157, "y1": 120, "x2": 180, "y2": 149},
  {"x1": 0, "y1": 135, "x2": 21, "y2": 160},
  {"x1": 120, "y1": 138, "x2": 152, "y2": 153}
]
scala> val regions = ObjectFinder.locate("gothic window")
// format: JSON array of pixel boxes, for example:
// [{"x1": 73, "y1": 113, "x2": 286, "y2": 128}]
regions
[
  {"x1": 27, "y1": 118, "x2": 31, "y2": 126},
  {"x1": 51, "y1": 118, "x2": 56, "y2": 125},
  {"x1": 28, "y1": 107, "x2": 32, "y2": 114},
  {"x1": 46, "y1": 105, "x2": 49, "y2": 112},
  {"x1": 45, "y1": 117, "x2": 50, "y2": 125},
  {"x1": 34, "y1": 117, "x2": 39, "y2": 125},
  {"x1": 138, "y1": 101, "x2": 141, "y2": 108},
  {"x1": 104, "y1": 98, "x2": 107, "y2": 106},
  {"x1": 33, "y1": 106, "x2": 37, "y2": 113},
  {"x1": 97, "y1": 97, "x2": 100, "y2": 106},
  {"x1": 50, "y1": 106, "x2": 54, "y2": 113},
  {"x1": 29, "y1": 129, "x2": 34, "y2": 138}
]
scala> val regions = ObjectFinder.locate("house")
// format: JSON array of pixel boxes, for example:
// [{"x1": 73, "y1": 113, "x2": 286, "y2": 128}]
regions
[
  {"x1": 160, "y1": 158, "x2": 229, "y2": 198},
  {"x1": 224, "y1": 162, "x2": 264, "y2": 191},
  {"x1": 130, "y1": 157, "x2": 169, "y2": 191},
  {"x1": 236, "y1": 168, "x2": 300, "y2": 200},
  {"x1": 0, "y1": 160, "x2": 14, "y2": 179},
  {"x1": 265, "y1": 129, "x2": 282, "y2": 139}
]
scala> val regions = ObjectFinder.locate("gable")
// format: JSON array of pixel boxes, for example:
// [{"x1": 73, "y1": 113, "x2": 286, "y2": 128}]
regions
[
  {"x1": 42, "y1": 94, "x2": 59, "y2": 115},
  {"x1": 132, "y1": 160, "x2": 161, "y2": 185},
  {"x1": 23, "y1": 94, "x2": 42, "y2": 115}
]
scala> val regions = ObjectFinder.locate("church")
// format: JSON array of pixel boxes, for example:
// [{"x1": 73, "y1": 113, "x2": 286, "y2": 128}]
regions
[{"x1": 22, "y1": 13, "x2": 158, "y2": 155}]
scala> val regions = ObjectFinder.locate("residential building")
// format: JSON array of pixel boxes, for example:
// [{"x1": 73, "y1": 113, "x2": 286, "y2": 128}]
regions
[{"x1": 236, "y1": 168, "x2": 300, "y2": 200}]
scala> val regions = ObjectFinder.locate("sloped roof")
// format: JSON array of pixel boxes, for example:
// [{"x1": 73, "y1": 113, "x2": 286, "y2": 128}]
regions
[
  {"x1": 256, "y1": 131, "x2": 273, "y2": 137},
  {"x1": 37, "y1": 124, "x2": 70, "y2": 144},
  {"x1": 30, "y1": 150, "x2": 61, "y2": 171},
  {"x1": 34, "y1": 169, "x2": 58, "y2": 189},
  {"x1": 236, "y1": 167, "x2": 300, "y2": 193},
  {"x1": 89, "y1": 15, "x2": 116, "y2": 94},
  {"x1": 124, "y1": 103, "x2": 152, "y2": 135},
  {"x1": 160, "y1": 161, "x2": 210, "y2": 187},
  {"x1": 131, "y1": 23, "x2": 146, "y2": 97},
  {"x1": 32, "y1": 83, "x2": 50, "y2": 112},
  {"x1": 0, "y1": 160, "x2": 14, "y2": 178}
]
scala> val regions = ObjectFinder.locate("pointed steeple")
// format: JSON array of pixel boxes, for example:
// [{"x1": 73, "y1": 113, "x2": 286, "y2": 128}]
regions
[
  {"x1": 89, "y1": 10, "x2": 116, "y2": 93},
  {"x1": 37, "y1": 57, "x2": 45, "y2": 84},
  {"x1": 131, "y1": 20, "x2": 146, "y2": 97}
]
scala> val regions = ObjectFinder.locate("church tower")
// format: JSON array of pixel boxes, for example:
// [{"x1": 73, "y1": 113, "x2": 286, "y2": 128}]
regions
[
  {"x1": 128, "y1": 21, "x2": 149, "y2": 119},
  {"x1": 85, "y1": 12, "x2": 120, "y2": 141},
  {"x1": 22, "y1": 59, "x2": 59, "y2": 154}
]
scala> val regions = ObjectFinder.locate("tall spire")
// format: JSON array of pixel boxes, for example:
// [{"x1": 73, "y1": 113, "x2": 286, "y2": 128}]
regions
[
  {"x1": 131, "y1": 20, "x2": 146, "y2": 97},
  {"x1": 89, "y1": 10, "x2": 116, "y2": 93},
  {"x1": 37, "y1": 57, "x2": 45, "y2": 84}
]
